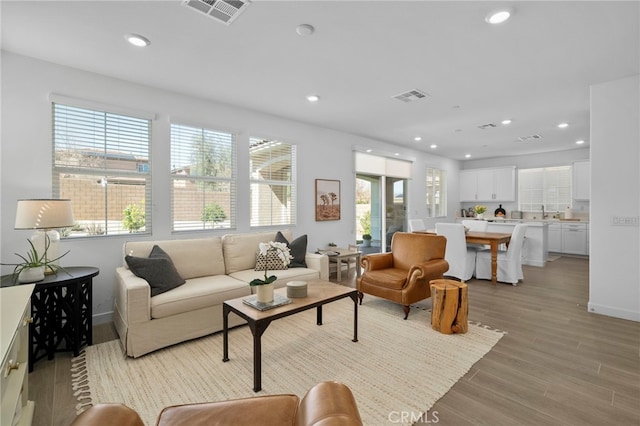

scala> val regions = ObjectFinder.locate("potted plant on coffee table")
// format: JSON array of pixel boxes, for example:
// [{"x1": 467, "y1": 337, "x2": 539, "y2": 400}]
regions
[{"x1": 250, "y1": 241, "x2": 293, "y2": 303}]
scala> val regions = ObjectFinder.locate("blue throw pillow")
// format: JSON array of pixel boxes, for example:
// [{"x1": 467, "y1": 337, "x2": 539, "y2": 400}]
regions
[
  {"x1": 125, "y1": 245, "x2": 185, "y2": 296},
  {"x1": 275, "y1": 232, "x2": 307, "y2": 268}
]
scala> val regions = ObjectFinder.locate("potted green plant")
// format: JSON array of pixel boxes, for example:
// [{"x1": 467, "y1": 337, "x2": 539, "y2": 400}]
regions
[
  {"x1": 2, "y1": 236, "x2": 69, "y2": 283},
  {"x1": 362, "y1": 234, "x2": 372, "y2": 248},
  {"x1": 250, "y1": 241, "x2": 293, "y2": 303}
]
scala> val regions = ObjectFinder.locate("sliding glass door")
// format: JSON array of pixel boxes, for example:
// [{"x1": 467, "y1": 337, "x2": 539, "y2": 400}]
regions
[{"x1": 356, "y1": 174, "x2": 407, "y2": 253}]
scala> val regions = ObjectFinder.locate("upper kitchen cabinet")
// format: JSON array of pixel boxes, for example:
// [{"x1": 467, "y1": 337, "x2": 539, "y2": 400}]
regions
[
  {"x1": 460, "y1": 166, "x2": 516, "y2": 202},
  {"x1": 573, "y1": 161, "x2": 590, "y2": 200}
]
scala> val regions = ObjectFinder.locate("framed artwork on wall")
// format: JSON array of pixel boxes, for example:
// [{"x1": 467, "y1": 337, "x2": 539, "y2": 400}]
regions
[{"x1": 315, "y1": 179, "x2": 341, "y2": 221}]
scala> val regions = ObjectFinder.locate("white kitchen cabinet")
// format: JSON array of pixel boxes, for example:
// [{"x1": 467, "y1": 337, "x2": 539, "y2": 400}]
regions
[
  {"x1": 573, "y1": 161, "x2": 590, "y2": 200},
  {"x1": 562, "y1": 223, "x2": 589, "y2": 255},
  {"x1": 460, "y1": 166, "x2": 516, "y2": 202},
  {"x1": 548, "y1": 223, "x2": 562, "y2": 252},
  {"x1": 1, "y1": 285, "x2": 35, "y2": 426}
]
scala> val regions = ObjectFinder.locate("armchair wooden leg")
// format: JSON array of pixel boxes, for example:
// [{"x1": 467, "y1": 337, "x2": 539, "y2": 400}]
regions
[
  {"x1": 403, "y1": 305, "x2": 410, "y2": 320},
  {"x1": 357, "y1": 292, "x2": 363, "y2": 305}
]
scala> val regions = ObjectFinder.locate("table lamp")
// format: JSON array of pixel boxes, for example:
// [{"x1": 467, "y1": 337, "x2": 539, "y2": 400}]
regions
[{"x1": 14, "y1": 199, "x2": 74, "y2": 272}]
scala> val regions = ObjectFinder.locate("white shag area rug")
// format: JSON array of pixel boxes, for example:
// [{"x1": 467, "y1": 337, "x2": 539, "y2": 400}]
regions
[{"x1": 72, "y1": 297, "x2": 504, "y2": 426}]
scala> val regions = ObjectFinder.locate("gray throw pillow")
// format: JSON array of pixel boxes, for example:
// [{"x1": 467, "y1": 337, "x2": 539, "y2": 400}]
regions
[
  {"x1": 125, "y1": 245, "x2": 185, "y2": 296},
  {"x1": 275, "y1": 232, "x2": 307, "y2": 268}
]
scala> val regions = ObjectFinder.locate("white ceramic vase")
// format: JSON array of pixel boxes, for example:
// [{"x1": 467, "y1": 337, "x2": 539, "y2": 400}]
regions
[
  {"x1": 18, "y1": 266, "x2": 45, "y2": 283},
  {"x1": 476, "y1": 213, "x2": 484, "y2": 220},
  {"x1": 256, "y1": 283, "x2": 274, "y2": 303}
]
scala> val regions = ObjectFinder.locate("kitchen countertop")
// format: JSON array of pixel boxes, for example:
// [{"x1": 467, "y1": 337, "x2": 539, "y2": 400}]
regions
[{"x1": 460, "y1": 218, "x2": 589, "y2": 224}]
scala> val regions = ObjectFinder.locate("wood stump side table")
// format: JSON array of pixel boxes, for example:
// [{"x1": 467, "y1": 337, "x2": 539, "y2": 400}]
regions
[
  {"x1": 1, "y1": 266, "x2": 99, "y2": 371},
  {"x1": 430, "y1": 279, "x2": 468, "y2": 334}
]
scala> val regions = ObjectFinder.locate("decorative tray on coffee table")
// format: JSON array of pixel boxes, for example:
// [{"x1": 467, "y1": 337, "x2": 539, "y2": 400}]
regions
[{"x1": 242, "y1": 293, "x2": 292, "y2": 311}]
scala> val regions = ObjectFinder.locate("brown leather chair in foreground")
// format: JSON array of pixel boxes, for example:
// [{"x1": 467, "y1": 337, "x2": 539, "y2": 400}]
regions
[
  {"x1": 71, "y1": 381, "x2": 363, "y2": 426},
  {"x1": 357, "y1": 232, "x2": 448, "y2": 319}
]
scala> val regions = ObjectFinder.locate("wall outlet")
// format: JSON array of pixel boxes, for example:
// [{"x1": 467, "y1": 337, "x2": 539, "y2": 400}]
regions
[{"x1": 610, "y1": 216, "x2": 639, "y2": 226}]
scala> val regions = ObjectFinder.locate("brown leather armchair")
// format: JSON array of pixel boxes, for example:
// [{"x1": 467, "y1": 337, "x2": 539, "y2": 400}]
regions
[
  {"x1": 357, "y1": 232, "x2": 449, "y2": 319},
  {"x1": 71, "y1": 381, "x2": 362, "y2": 426}
]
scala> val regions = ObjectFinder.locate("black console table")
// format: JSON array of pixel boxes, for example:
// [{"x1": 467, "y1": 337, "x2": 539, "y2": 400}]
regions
[{"x1": 1, "y1": 266, "x2": 99, "y2": 371}]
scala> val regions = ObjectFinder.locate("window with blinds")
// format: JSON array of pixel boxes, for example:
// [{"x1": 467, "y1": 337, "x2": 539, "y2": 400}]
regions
[
  {"x1": 170, "y1": 124, "x2": 236, "y2": 231},
  {"x1": 518, "y1": 166, "x2": 572, "y2": 213},
  {"x1": 426, "y1": 167, "x2": 447, "y2": 217},
  {"x1": 52, "y1": 103, "x2": 151, "y2": 236},
  {"x1": 249, "y1": 137, "x2": 297, "y2": 228}
]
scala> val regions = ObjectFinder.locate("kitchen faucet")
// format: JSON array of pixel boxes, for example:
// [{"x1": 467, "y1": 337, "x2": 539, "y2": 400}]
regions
[{"x1": 542, "y1": 205, "x2": 547, "y2": 219}]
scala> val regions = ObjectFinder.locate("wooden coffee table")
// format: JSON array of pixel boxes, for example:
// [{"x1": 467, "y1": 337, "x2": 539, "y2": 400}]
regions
[{"x1": 222, "y1": 279, "x2": 358, "y2": 392}]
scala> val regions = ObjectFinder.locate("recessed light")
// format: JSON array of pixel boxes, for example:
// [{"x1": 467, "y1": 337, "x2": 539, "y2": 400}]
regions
[
  {"x1": 366, "y1": 149, "x2": 372, "y2": 153},
  {"x1": 558, "y1": 123, "x2": 569, "y2": 128},
  {"x1": 465, "y1": 154, "x2": 471, "y2": 158},
  {"x1": 501, "y1": 119, "x2": 512, "y2": 125},
  {"x1": 394, "y1": 153, "x2": 400, "y2": 156},
  {"x1": 306, "y1": 95, "x2": 319, "y2": 102},
  {"x1": 414, "y1": 136, "x2": 422, "y2": 141},
  {"x1": 430, "y1": 144, "x2": 437, "y2": 149},
  {"x1": 485, "y1": 9, "x2": 513, "y2": 25},
  {"x1": 125, "y1": 33, "x2": 150, "y2": 47},
  {"x1": 296, "y1": 24, "x2": 315, "y2": 36},
  {"x1": 576, "y1": 140, "x2": 585, "y2": 144}
]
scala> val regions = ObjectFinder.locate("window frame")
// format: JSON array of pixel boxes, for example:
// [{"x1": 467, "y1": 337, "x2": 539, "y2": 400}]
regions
[
  {"x1": 170, "y1": 122, "x2": 237, "y2": 232},
  {"x1": 426, "y1": 167, "x2": 447, "y2": 218},
  {"x1": 518, "y1": 165, "x2": 572, "y2": 213},
  {"x1": 249, "y1": 137, "x2": 297, "y2": 228},
  {"x1": 52, "y1": 101, "x2": 152, "y2": 238}
]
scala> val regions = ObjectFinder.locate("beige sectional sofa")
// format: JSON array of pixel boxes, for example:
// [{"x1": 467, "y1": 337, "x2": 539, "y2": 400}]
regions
[{"x1": 114, "y1": 230, "x2": 328, "y2": 357}]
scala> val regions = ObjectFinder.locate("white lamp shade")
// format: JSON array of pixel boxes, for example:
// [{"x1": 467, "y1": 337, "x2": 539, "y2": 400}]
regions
[{"x1": 14, "y1": 199, "x2": 74, "y2": 230}]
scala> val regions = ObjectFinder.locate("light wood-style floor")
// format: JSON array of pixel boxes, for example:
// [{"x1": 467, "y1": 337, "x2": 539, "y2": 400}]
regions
[{"x1": 29, "y1": 256, "x2": 640, "y2": 426}]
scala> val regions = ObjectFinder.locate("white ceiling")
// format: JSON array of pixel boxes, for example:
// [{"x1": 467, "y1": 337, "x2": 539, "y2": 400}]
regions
[{"x1": 2, "y1": 1, "x2": 638, "y2": 160}]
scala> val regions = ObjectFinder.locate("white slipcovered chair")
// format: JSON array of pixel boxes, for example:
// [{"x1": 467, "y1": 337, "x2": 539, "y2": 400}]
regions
[
  {"x1": 408, "y1": 219, "x2": 426, "y2": 232},
  {"x1": 462, "y1": 219, "x2": 489, "y2": 249},
  {"x1": 475, "y1": 224, "x2": 528, "y2": 285},
  {"x1": 435, "y1": 223, "x2": 477, "y2": 282}
]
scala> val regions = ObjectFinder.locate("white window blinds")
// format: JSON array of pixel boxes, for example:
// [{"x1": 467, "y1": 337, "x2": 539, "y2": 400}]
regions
[
  {"x1": 518, "y1": 166, "x2": 572, "y2": 213},
  {"x1": 426, "y1": 168, "x2": 447, "y2": 217},
  {"x1": 249, "y1": 137, "x2": 297, "y2": 227},
  {"x1": 170, "y1": 124, "x2": 236, "y2": 231},
  {"x1": 52, "y1": 103, "x2": 151, "y2": 236}
]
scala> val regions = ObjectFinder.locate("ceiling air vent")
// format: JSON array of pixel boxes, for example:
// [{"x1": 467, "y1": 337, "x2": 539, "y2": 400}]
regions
[
  {"x1": 517, "y1": 134, "x2": 543, "y2": 142},
  {"x1": 182, "y1": 0, "x2": 251, "y2": 25},
  {"x1": 392, "y1": 89, "x2": 430, "y2": 103},
  {"x1": 477, "y1": 123, "x2": 497, "y2": 130}
]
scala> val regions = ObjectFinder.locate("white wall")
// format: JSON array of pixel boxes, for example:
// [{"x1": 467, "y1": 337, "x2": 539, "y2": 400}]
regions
[
  {"x1": 589, "y1": 75, "x2": 640, "y2": 322},
  {"x1": 0, "y1": 52, "x2": 459, "y2": 322}
]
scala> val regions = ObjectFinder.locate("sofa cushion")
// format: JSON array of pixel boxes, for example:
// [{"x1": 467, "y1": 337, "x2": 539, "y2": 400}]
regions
[
  {"x1": 150, "y1": 275, "x2": 249, "y2": 319},
  {"x1": 125, "y1": 246, "x2": 186, "y2": 297},
  {"x1": 275, "y1": 231, "x2": 308, "y2": 268},
  {"x1": 222, "y1": 230, "x2": 293, "y2": 274},
  {"x1": 230, "y1": 267, "x2": 320, "y2": 289},
  {"x1": 124, "y1": 237, "x2": 225, "y2": 279}
]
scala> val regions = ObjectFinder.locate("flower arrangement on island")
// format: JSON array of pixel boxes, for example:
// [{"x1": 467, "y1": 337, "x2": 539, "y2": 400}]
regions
[
  {"x1": 474, "y1": 205, "x2": 487, "y2": 215},
  {"x1": 250, "y1": 241, "x2": 293, "y2": 286}
]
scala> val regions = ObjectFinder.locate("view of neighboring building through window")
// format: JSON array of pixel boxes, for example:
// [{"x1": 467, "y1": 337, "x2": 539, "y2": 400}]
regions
[
  {"x1": 52, "y1": 103, "x2": 151, "y2": 236},
  {"x1": 426, "y1": 167, "x2": 446, "y2": 217},
  {"x1": 518, "y1": 166, "x2": 572, "y2": 213},
  {"x1": 249, "y1": 137, "x2": 297, "y2": 227},
  {"x1": 170, "y1": 124, "x2": 236, "y2": 231}
]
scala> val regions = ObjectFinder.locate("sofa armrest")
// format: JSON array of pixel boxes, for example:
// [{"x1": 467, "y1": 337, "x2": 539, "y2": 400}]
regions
[
  {"x1": 297, "y1": 381, "x2": 363, "y2": 426},
  {"x1": 305, "y1": 252, "x2": 329, "y2": 281},
  {"x1": 71, "y1": 404, "x2": 144, "y2": 426},
  {"x1": 115, "y1": 266, "x2": 152, "y2": 324},
  {"x1": 360, "y1": 253, "x2": 394, "y2": 271},
  {"x1": 157, "y1": 395, "x2": 299, "y2": 426}
]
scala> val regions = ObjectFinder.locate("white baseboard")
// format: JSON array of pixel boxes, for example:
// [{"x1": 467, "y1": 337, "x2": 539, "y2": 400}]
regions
[
  {"x1": 93, "y1": 310, "x2": 114, "y2": 325},
  {"x1": 587, "y1": 302, "x2": 640, "y2": 322}
]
